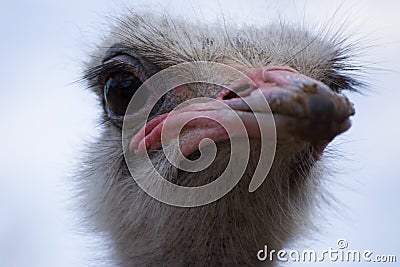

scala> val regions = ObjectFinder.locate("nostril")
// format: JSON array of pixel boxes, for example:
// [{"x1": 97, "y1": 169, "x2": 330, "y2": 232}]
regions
[{"x1": 223, "y1": 90, "x2": 240, "y2": 100}]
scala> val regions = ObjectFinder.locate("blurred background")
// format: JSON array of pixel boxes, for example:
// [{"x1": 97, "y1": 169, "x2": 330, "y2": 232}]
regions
[{"x1": 0, "y1": 0, "x2": 399, "y2": 266}]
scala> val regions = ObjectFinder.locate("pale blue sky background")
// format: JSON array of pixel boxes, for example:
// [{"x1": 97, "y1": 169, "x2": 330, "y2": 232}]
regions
[{"x1": 0, "y1": 0, "x2": 399, "y2": 266}]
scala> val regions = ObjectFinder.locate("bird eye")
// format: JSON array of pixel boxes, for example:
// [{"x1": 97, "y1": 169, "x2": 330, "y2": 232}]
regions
[{"x1": 104, "y1": 71, "x2": 149, "y2": 119}]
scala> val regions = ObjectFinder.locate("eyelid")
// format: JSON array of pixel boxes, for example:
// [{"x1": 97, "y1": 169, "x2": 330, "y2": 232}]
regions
[
  {"x1": 102, "y1": 54, "x2": 149, "y2": 83},
  {"x1": 102, "y1": 43, "x2": 133, "y2": 62}
]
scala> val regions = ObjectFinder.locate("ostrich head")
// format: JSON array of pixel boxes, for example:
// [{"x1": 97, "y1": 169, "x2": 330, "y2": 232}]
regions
[{"x1": 80, "y1": 11, "x2": 360, "y2": 266}]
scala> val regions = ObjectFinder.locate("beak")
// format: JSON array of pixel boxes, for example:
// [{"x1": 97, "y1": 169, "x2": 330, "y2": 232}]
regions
[{"x1": 129, "y1": 66, "x2": 355, "y2": 157}]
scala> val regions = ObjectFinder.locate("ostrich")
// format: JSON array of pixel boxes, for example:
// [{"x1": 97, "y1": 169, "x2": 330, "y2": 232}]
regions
[{"x1": 79, "y1": 11, "x2": 361, "y2": 266}]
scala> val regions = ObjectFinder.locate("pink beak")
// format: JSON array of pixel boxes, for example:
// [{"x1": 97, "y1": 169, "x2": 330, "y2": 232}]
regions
[{"x1": 129, "y1": 66, "x2": 355, "y2": 157}]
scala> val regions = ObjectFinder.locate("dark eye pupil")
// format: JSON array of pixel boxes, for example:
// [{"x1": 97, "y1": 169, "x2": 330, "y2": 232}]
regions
[{"x1": 104, "y1": 71, "x2": 144, "y2": 116}]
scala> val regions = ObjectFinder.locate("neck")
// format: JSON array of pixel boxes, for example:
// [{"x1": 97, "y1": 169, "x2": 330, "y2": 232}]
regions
[{"x1": 80, "y1": 134, "x2": 323, "y2": 266}]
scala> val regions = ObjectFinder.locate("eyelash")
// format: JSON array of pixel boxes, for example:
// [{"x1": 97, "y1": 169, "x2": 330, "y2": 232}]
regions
[
  {"x1": 83, "y1": 62, "x2": 123, "y2": 92},
  {"x1": 83, "y1": 55, "x2": 149, "y2": 88}
]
